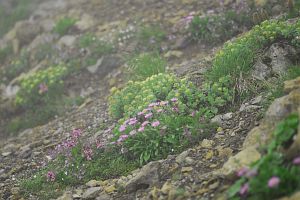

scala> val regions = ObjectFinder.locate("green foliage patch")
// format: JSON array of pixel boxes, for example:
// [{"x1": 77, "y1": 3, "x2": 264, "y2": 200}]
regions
[
  {"x1": 228, "y1": 114, "x2": 300, "y2": 200},
  {"x1": 53, "y1": 17, "x2": 77, "y2": 36}
]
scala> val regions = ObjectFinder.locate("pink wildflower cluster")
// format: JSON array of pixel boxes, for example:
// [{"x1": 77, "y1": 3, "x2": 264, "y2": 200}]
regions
[
  {"x1": 46, "y1": 171, "x2": 56, "y2": 182},
  {"x1": 83, "y1": 146, "x2": 93, "y2": 161},
  {"x1": 115, "y1": 98, "x2": 182, "y2": 145}
]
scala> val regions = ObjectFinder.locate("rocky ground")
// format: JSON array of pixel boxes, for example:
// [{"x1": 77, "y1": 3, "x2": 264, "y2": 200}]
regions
[{"x1": 0, "y1": 0, "x2": 299, "y2": 200}]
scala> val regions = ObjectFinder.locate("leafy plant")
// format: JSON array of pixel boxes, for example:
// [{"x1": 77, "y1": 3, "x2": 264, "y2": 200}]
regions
[
  {"x1": 125, "y1": 52, "x2": 166, "y2": 81},
  {"x1": 228, "y1": 114, "x2": 300, "y2": 200},
  {"x1": 53, "y1": 17, "x2": 77, "y2": 36},
  {"x1": 15, "y1": 64, "x2": 68, "y2": 109}
]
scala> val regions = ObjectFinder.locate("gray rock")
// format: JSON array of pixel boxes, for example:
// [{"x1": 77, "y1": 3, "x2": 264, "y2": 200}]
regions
[
  {"x1": 125, "y1": 161, "x2": 161, "y2": 193},
  {"x1": 175, "y1": 150, "x2": 189, "y2": 164},
  {"x1": 15, "y1": 21, "x2": 41, "y2": 47},
  {"x1": 96, "y1": 192, "x2": 111, "y2": 200},
  {"x1": 75, "y1": 14, "x2": 96, "y2": 31},
  {"x1": 211, "y1": 112, "x2": 233, "y2": 126},
  {"x1": 266, "y1": 43, "x2": 296, "y2": 75},
  {"x1": 252, "y1": 60, "x2": 271, "y2": 80},
  {"x1": 58, "y1": 35, "x2": 77, "y2": 47},
  {"x1": 86, "y1": 55, "x2": 122, "y2": 76},
  {"x1": 82, "y1": 187, "x2": 102, "y2": 199},
  {"x1": 56, "y1": 191, "x2": 73, "y2": 200}
]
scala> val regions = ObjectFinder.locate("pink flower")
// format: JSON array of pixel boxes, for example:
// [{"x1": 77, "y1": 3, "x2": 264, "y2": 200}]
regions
[
  {"x1": 246, "y1": 169, "x2": 258, "y2": 178},
  {"x1": 172, "y1": 107, "x2": 179, "y2": 112},
  {"x1": 138, "y1": 111, "x2": 145, "y2": 116},
  {"x1": 157, "y1": 109, "x2": 163, "y2": 113},
  {"x1": 128, "y1": 118, "x2": 138, "y2": 125},
  {"x1": 190, "y1": 111, "x2": 196, "y2": 117},
  {"x1": 83, "y1": 146, "x2": 93, "y2": 161},
  {"x1": 46, "y1": 171, "x2": 56, "y2": 182},
  {"x1": 148, "y1": 103, "x2": 156, "y2": 107},
  {"x1": 119, "y1": 125, "x2": 126, "y2": 132},
  {"x1": 239, "y1": 183, "x2": 249, "y2": 196},
  {"x1": 117, "y1": 134, "x2": 129, "y2": 143},
  {"x1": 171, "y1": 98, "x2": 178, "y2": 102},
  {"x1": 293, "y1": 156, "x2": 300, "y2": 165},
  {"x1": 138, "y1": 126, "x2": 145, "y2": 132},
  {"x1": 71, "y1": 129, "x2": 82, "y2": 139},
  {"x1": 237, "y1": 167, "x2": 249, "y2": 177},
  {"x1": 38, "y1": 83, "x2": 48, "y2": 94},
  {"x1": 152, "y1": 121, "x2": 160, "y2": 127},
  {"x1": 142, "y1": 121, "x2": 150, "y2": 127},
  {"x1": 268, "y1": 176, "x2": 280, "y2": 188},
  {"x1": 145, "y1": 113, "x2": 153, "y2": 119}
]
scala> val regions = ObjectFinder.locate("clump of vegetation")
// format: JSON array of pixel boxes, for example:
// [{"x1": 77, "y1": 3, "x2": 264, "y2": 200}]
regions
[
  {"x1": 53, "y1": 17, "x2": 77, "y2": 36},
  {"x1": 77, "y1": 33, "x2": 114, "y2": 67},
  {"x1": 228, "y1": 114, "x2": 300, "y2": 200},
  {"x1": 0, "y1": 45, "x2": 13, "y2": 64},
  {"x1": 2, "y1": 50, "x2": 30, "y2": 82},
  {"x1": 125, "y1": 52, "x2": 166, "y2": 81},
  {"x1": 137, "y1": 25, "x2": 166, "y2": 51},
  {"x1": 189, "y1": 10, "x2": 252, "y2": 44},
  {"x1": 15, "y1": 64, "x2": 67, "y2": 108}
]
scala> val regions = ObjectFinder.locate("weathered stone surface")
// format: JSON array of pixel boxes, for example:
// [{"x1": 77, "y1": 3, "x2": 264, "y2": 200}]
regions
[
  {"x1": 15, "y1": 21, "x2": 41, "y2": 47},
  {"x1": 125, "y1": 161, "x2": 161, "y2": 193},
  {"x1": 220, "y1": 146, "x2": 261, "y2": 178},
  {"x1": 82, "y1": 187, "x2": 102, "y2": 199},
  {"x1": 242, "y1": 124, "x2": 273, "y2": 150},
  {"x1": 56, "y1": 191, "x2": 73, "y2": 200},
  {"x1": 86, "y1": 180, "x2": 102, "y2": 187},
  {"x1": 284, "y1": 76, "x2": 300, "y2": 93},
  {"x1": 252, "y1": 60, "x2": 271, "y2": 80},
  {"x1": 279, "y1": 191, "x2": 300, "y2": 200}
]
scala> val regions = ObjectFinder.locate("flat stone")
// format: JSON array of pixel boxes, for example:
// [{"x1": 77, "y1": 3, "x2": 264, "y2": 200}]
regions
[
  {"x1": 181, "y1": 166, "x2": 193, "y2": 173},
  {"x1": 86, "y1": 180, "x2": 102, "y2": 187},
  {"x1": 82, "y1": 187, "x2": 102, "y2": 199}
]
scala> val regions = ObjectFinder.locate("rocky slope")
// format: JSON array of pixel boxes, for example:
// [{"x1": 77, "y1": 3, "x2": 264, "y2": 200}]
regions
[{"x1": 0, "y1": 0, "x2": 299, "y2": 200}]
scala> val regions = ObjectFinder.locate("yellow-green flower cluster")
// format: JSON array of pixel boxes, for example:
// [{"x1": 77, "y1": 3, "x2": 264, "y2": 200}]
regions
[
  {"x1": 16, "y1": 64, "x2": 67, "y2": 107},
  {"x1": 109, "y1": 73, "x2": 201, "y2": 119}
]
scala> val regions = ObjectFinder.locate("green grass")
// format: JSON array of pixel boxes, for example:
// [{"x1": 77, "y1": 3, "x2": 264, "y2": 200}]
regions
[
  {"x1": 53, "y1": 17, "x2": 77, "y2": 36},
  {"x1": 125, "y1": 52, "x2": 166, "y2": 81},
  {"x1": 137, "y1": 25, "x2": 166, "y2": 51}
]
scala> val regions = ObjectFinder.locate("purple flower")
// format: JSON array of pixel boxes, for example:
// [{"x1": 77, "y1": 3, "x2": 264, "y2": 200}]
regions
[
  {"x1": 83, "y1": 146, "x2": 93, "y2": 161},
  {"x1": 71, "y1": 129, "x2": 82, "y2": 139},
  {"x1": 152, "y1": 121, "x2": 160, "y2": 127},
  {"x1": 128, "y1": 118, "x2": 138, "y2": 125},
  {"x1": 119, "y1": 125, "x2": 126, "y2": 132},
  {"x1": 117, "y1": 134, "x2": 129, "y2": 143},
  {"x1": 239, "y1": 183, "x2": 249, "y2": 196},
  {"x1": 148, "y1": 103, "x2": 156, "y2": 107},
  {"x1": 172, "y1": 107, "x2": 179, "y2": 112},
  {"x1": 171, "y1": 98, "x2": 178, "y2": 102},
  {"x1": 46, "y1": 171, "x2": 56, "y2": 182},
  {"x1": 145, "y1": 113, "x2": 153, "y2": 119},
  {"x1": 142, "y1": 121, "x2": 150, "y2": 127},
  {"x1": 138, "y1": 126, "x2": 145, "y2": 132},
  {"x1": 157, "y1": 109, "x2": 163, "y2": 113},
  {"x1": 38, "y1": 83, "x2": 48, "y2": 94},
  {"x1": 268, "y1": 176, "x2": 280, "y2": 188},
  {"x1": 138, "y1": 111, "x2": 145, "y2": 116},
  {"x1": 237, "y1": 167, "x2": 249, "y2": 177},
  {"x1": 293, "y1": 156, "x2": 300, "y2": 165},
  {"x1": 190, "y1": 111, "x2": 196, "y2": 117}
]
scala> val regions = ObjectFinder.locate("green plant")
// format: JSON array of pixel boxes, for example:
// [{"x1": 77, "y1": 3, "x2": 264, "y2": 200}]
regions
[
  {"x1": 125, "y1": 52, "x2": 166, "y2": 81},
  {"x1": 207, "y1": 20, "x2": 299, "y2": 82},
  {"x1": 3, "y1": 49, "x2": 30, "y2": 81},
  {"x1": 53, "y1": 17, "x2": 76, "y2": 36},
  {"x1": 15, "y1": 64, "x2": 68, "y2": 109},
  {"x1": 228, "y1": 114, "x2": 300, "y2": 200},
  {"x1": 78, "y1": 33, "x2": 96, "y2": 48},
  {"x1": 108, "y1": 73, "x2": 201, "y2": 119},
  {"x1": 112, "y1": 100, "x2": 210, "y2": 164},
  {"x1": 189, "y1": 10, "x2": 252, "y2": 44},
  {"x1": 137, "y1": 25, "x2": 166, "y2": 50}
]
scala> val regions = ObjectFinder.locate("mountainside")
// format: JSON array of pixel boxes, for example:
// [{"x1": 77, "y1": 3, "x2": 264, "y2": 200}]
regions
[{"x1": 0, "y1": 0, "x2": 300, "y2": 200}]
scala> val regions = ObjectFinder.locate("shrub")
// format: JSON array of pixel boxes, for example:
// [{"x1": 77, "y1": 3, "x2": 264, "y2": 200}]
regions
[
  {"x1": 0, "y1": 45, "x2": 12, "y2": 64},
  {"x1": 228, "y1": 114, "x2": 300, "y2": 200},
  {"x1": 125, "y1": 52, "x2": 166, "y2": 81},
  {"x1": 15, "y1": 64, "x2": 68, "y2": 109},
  {"x1": 112, "y1": 99, "x2": 210, "y2": 164},
  {"x1": 53, "y1": 17, "x2": 76, "y2": 36}
]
